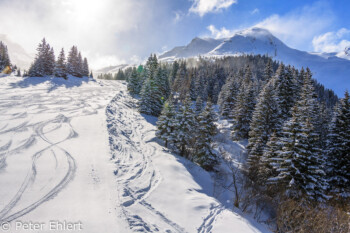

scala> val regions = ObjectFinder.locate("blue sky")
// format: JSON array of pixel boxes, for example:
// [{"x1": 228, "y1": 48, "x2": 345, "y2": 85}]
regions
[{"x1": 0, "y1": 0, "x2": 349, "y2": 68}]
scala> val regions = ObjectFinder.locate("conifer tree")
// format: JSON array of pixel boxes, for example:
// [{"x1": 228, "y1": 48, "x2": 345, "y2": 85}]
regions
[
  {"x1": 193, "y1": 101, "x2": 218, "y2": 171},
  {"x1": 82, "y1": 58, "x2": 89, "y2": 77},
  {"x1": 231, "y1": 67, "x2": 257, "y2": 140},
  {"x1": 327, "y1": 91, "x2": 350, "y2": 200},
  {"x1": 139, "y1": 55, "x2": 167, "y2": 116},
  {"x1": 156, "y1": 99, "x2": 176, "y2": 148},
  {"x1": 29, "y1": 38, "x2": 55, "y2": 77},
  {"x1": 274, "y1": 63, "x2": 296, "y2": 120},
  {"x1": 218, "y1": 73, "x2": 239, "y2": 118},
  {"x1": 127, "y1": 67, "x2": 141, "y2": 95},
  {"x1": 0, "y1": 41, "x2": 11, "y2": 71},
  {"x1": 271, "y1": 75, "x2": 327, "y2": 200},
  {"x1": 172, "y1": 96, "x2": 196, "y2": 157},
  {"x1": 247, "y1": 81, "x2": 281, "y2": 180},
  {"x1": 54, "y1": 48, "x2": 67, "y2": 78}
]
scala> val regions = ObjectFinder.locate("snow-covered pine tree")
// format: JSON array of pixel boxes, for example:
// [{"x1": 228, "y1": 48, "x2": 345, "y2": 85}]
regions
[
  {"x1": 262, "y1": 59, "x2": 273, "y2": 82},
  {"x1": 155, "y1": 66, "x2": 170, "y2": 102},
  {"x1": 218, "y1": 73, "x2": 239, "y2": 118},
  {"x1": 139, "y1": 54, "x2": 164, "y2": 116},
  {"x1": 54, "y1": 48, "x2": 67, "y2": 78},
  {"x1": 274, "y1": 63, "x2": 296, "y2": 120},
  {"x1": 231, "y1": 66, "x2": 257, "y2": 140},
  {"x1": 0, "y1": 41, "x2": 11, "y2": 71},
  {"x1": 327, "y1": 90, "x2": 350, "y2": 200},
  {"x1": 261, "y1": 131, "x2": 281, "y2": 184},
  {"x1": 66, "y1": 46, "x2": 80, "y2": 77},
  {"x1": 47, "y1": 47, "x2": 55, "y2": 75},
  {"x1": 82, "y1": 58, "x2": 89, "y2": 77},
  {"x1": 28, "y1": 38, "x2": 55, "y2": 77},
  {"x1": 247, "y1": 81, "x2": 281, "y2": 181},
  {"x1": 156, "y1": 99, "x2": 176, "y2": 148},
  {"x1": 127, "y1": 67, "x2": 141, "y2": 95},
  {"x1": 193, "y1": 100, "x2": 218, "y2": 171},
  {"x1": 172, "y1": 96, "x2": 196, "y2": 157},
  {"x1": 271, "y1": 76, "x2": 327, "y2": 201}
]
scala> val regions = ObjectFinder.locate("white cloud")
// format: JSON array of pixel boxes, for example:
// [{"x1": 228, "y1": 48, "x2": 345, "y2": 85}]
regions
[
  {"x1": 254, "y1": 1, "x2": 335, "y2": 50},
  {"x1": 312, "y1": 28, "x2": 350, "y2": 53},
  {"x1": 173, "y1": 11, "x2": 184, "y2": 23},
  {"x1": 207, "y1": 25, "x2": 235, "y2": 39},
  {"x1": 189, "y1": 0, "x2": 237, "y2": 17},
  {"x1": 250, "y1": 8, "x2": 259, "y2": 15},
  {"x1": 0, "y1": 0, "x2": 180, "y2": 69}
]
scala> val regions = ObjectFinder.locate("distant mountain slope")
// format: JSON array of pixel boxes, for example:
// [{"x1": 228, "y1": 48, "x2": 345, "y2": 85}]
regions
[
  {"x1": 94, "y1": 64, "x2": 131, "y2": 74},
  {"x1": 159, "y1": 28, "x2": 350, "y2": 96},
  {"x1": 0, "y1": 34, "x2": 33, "y2": 70}
]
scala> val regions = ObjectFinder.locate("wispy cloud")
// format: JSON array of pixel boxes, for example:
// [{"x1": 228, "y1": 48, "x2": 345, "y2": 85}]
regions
[
  {"x1": 254, "y1": 1, "x2": 335, "y2": 50},
  {"x1": 189, "y1": 0, "x2": 237, "y2": 17},
  {"x1": 250, "y1": 8, "x2": 259, "y2": 15},
  {"x1": 312, "y1": 28, "x2": 350, "y2": 53},
  {"x1": 207, "y1": 25, "x2": 235, "y2": 39}
]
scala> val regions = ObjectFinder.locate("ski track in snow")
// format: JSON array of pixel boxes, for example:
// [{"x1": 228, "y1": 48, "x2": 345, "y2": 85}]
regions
[
  {"x1": 0, "y1": 77, "x2": 119, "y2": 224},
  {"x1": 106, "y1": 85, "x2": 189, "y2": 233},
  {"x1": 197, "y1": 204, "x2": 224, "y2": 233}
]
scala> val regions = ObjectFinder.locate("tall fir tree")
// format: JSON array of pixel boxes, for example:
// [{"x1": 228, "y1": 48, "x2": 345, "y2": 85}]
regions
[
  {"x1": 274, "y1": 63, "x2": 296, "y2": 120},
  {"x1": 82, "y1": 57, "x2": 89, "y2": 77},
  {"x1": 172, "y1": 96, "x2": 196, "y2": 157},
  {"x1": 231, "y1": 66, "x2": 257, "y2": 140},
  {"x1": 127, "y1": 67, "x2": 141, "y2": 95},
  {"x1": 327, "y1": 91, "x2": 350, "y2": 200},
  {"x1": 270, "y1": 74, "x2": 327, "y2": 201},
  {"x1": 54, "y1": 48, "x2": 67, "y2": 78},
  {"x1": 247, "y1": 81, "x2": 281, "y2": 181},
  {"x1": 29, "y1": 38, "x2": 55, "y2": 77},
  {"x1": 156, "y1": 99, "x2": 176, "y2": 148},
  {"x1": 193, "y1": 101, "x2": 218, "y2": 171},
  {"x1": 0, "y1": 41, "x2": 11, "y2": 71}
]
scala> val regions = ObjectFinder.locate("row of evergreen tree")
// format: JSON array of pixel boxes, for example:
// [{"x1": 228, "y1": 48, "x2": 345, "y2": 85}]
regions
[
  {"x1": 97, "y1": 69, "x2": 126, "y2": 80},
  {"x1": 0, "y1": 41, "x2": 11, "y2": 72},
  {"x1": 156, "y1": 96, "x2": 218, "y2": 170},
  {"x1": 28, "y1": 38, "x2": 90, "y2": 78},
  {"x1": 125, "y1": 54, "x2": 349, "y2": 203}
]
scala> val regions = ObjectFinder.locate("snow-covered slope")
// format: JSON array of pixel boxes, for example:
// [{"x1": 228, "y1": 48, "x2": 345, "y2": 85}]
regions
[
  {"x1": 94, "y1": 64, "x2": 133, "y2": 74},
  {"x1": 160, "y1": 37, "x2": 225, "y2": 62},
  {"x1": 336, "y1": 46, "x2": 350, "y2": 61},
  {"x1": 0, "y1": 75, "x2": 269, "y2": 232},
  {"x1": 159, "y1": 27, "x2": 350, "y2": 96}
]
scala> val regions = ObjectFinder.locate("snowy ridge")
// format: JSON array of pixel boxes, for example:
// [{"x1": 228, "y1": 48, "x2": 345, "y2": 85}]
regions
[{"x1": 159, "y1": 27, "x2": 350, "y2": 96}]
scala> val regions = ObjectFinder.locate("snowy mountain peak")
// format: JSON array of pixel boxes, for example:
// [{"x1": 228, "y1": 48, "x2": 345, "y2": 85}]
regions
[
  {"x1": 159, "y1": 27, "x2": 350, "y2": 95},
  {"x1": 236, "y1": 27, "x2": 273, "y2": 37}
]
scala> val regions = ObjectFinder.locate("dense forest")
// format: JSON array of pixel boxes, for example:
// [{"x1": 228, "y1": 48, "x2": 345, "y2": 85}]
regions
[{"x1": 122, "y1": 54, "x2": 349, "y2": 232}]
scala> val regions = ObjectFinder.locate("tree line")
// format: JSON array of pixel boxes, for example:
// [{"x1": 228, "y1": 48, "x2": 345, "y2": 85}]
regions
[{"x1": 27, "y1": 38, "x2": 91, "y2": 78}]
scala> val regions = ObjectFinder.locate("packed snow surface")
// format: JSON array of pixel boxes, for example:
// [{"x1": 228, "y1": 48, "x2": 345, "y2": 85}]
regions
[{"x1": 0, "y1": 75, "x2": 269, "y2": 232}]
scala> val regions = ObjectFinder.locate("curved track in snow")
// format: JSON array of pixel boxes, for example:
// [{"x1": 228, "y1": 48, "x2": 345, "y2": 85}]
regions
[
  {"x1": 0, "y1": 77, "x2": 119, "y2": 224},
  {"x1": 107, "y1": 88, "x2": 187, "y2": 233}
]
